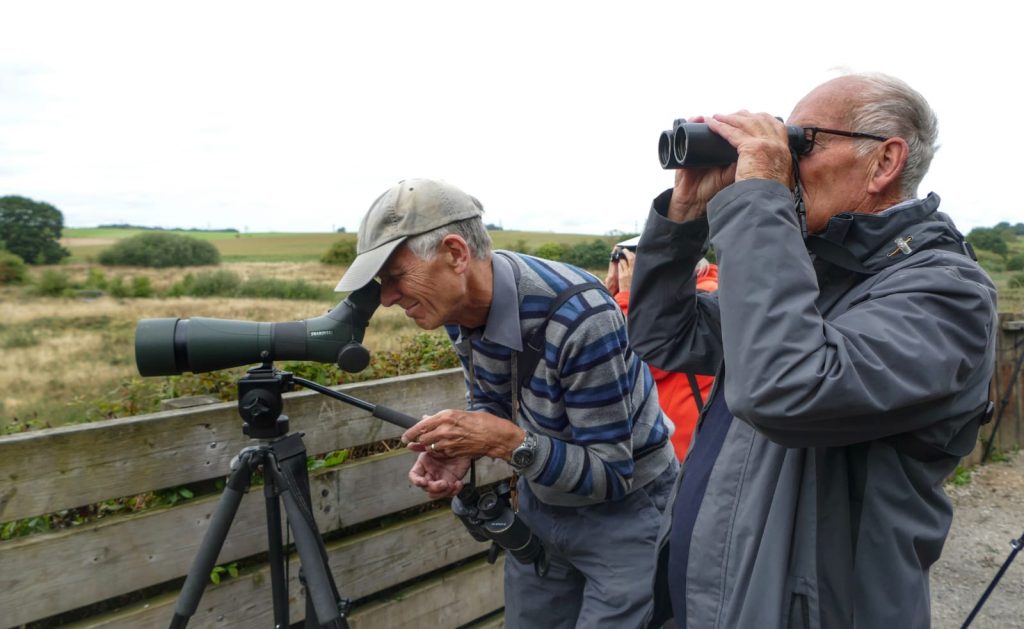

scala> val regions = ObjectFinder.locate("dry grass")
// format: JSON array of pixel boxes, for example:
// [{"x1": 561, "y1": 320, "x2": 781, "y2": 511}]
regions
[{"x1": 0, "y1": 289, "x2": 424, "y2": 431}]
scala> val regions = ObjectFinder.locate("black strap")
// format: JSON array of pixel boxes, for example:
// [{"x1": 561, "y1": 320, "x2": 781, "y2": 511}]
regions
[
  {"x1": 518, "y1": 281, "x2": 605, "y2": 388},
  {"x1": 686, "y1": 373, "x2": 704, "y2": 413}
]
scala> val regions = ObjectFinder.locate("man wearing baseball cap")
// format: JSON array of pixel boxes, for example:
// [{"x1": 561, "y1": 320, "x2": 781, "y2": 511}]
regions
[{"x1": 336, "y1": 178, "x2": 678, "y2": 628}]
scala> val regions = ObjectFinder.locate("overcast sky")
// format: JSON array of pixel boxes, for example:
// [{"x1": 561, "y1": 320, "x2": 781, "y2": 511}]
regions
[{"x1": 1, "y1": 1, "x2": 1019, "y2": 235}]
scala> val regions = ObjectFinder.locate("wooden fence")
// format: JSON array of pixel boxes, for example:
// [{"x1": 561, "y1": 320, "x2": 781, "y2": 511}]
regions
[
  {"x1": 1, "y1": 314, "x2": 1023, "y2": 627},
  {"x1": 0, "y1": 368, "x2": 510, "y2": 628}
]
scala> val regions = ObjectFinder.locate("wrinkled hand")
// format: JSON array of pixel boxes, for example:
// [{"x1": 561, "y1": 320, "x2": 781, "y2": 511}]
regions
[
  {"x1": 408, "y1": 451, "x2": 472, "y2": 499},
  {"x1": 706, "y1": 111, "x2": 792, "y2": 185},
  {"x1": 604, "y1": 254, "x2": 620, "y2": 294},
  {"x1": 615, "y1": 249, "x2": 635, "y2": 293},
  {"x1": 605, "y1": 248, "x2": 635, "y2": 295},
  {"x1": 668, "y1": 115, "x2": 737, "y2": 223},
  {"x1": 402, "y1": 409, "x2": 524, "y2": 461}
]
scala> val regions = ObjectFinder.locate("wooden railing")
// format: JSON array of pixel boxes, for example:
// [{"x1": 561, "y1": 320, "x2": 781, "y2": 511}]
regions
[
  {"x1": 0, "y1": 368, "x2": 509, "y2": 628},
  {"x1": 1, "y1": 314, "x2": 1022, "y2": 627}
]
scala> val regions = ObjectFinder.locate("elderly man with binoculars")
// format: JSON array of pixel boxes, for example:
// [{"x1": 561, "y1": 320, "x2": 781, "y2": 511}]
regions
[{"x1": 629, "y1": 73, "x2": 997, "y2": 628}]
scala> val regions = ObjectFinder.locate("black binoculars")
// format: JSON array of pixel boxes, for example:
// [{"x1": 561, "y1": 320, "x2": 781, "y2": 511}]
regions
[
  {"x1": 658, "y1": 119, "x2": 810, "y2": 168},
  {"x1": 452, "y1": 480, "x2": 549, "y2": 577}
]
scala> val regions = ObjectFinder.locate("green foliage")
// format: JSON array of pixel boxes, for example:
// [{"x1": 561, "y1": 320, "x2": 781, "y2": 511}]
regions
[
  {"x1": 235, "y1": 277, "x2": 333, "y2": 301},
  {"x1": 131, "y1": 276, "x2": 154, "y2": 297},
  {"x1": 1009, "y1": 273, "x2": 1024, "y2": 289},
  {"x1": 534, "y1": 242, "x2": 570, "y2": 261},
  {"x1": 166, "y1": 270, "x2": 332, "y2": 300},
  {"x1": 321, "y1": 239, "x2": 357, "y2": 266},
  {"x1": 210, "y1": 562, "x2": 239, "y2": 584},
  {"x1": 33, "y1": 269, "x2": 71, "y2": 296},
  {"x1": 0, "y1": 250, "x2": 28, "y2": 284},
  {"x1": 564, "y1": 239, "x2": 615, "y2": 270},
  {"x1": 168, "y1": 270, "x2": 242, "y2": 297},
  {"x1": 308, "y1": 449, "x2": 350, "y2": 470},
  {"x1": 98, "y1": 232, "x2": 221, "y2": 268},
  {"x1": 950, "y1": 465, "x2": 973, "y2": 486},
  {"x1": 0, "y1": 195, "x2": 71, "y2": 264},
  {"x1": 1006, "y1": 255, "x2": 1024, "y2": 272},
  {"x1": 84, "y1": 267, "x2": 108, "y2": 290},
  {"x1": 967, "y1": 227, "x2": 1010, "y2": 257},
  {"x1": 2, "y1": 328, "x2": 39, "y2": 349}
]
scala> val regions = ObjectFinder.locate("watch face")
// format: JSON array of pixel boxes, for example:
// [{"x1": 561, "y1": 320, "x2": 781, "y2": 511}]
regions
[{"x1": 512, "y1": 449, "x2": 534, "y2": 468}]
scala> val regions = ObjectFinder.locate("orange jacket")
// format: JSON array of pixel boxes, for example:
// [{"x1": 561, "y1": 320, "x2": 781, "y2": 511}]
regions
[{"x1": 615, "y1": 264, "x2": 718, "y2": 460}]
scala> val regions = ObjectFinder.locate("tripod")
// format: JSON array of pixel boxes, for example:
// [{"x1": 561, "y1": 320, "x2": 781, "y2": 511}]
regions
[{"x1": 170, "y1": 362, "x2": 416, "y2": 628}]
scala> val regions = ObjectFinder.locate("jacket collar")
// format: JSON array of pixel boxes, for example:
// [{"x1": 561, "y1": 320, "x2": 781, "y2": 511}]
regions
[{"x1": 806, "y1": 193, "x2": 965, "y2": 275}]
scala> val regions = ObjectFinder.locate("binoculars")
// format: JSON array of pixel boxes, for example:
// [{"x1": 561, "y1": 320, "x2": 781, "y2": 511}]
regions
[
  {"x1": 452, "y1": 480, "x2": 549, "y2": 577},
  {"x1": 658, "y1": 119, "x2": 810, "y2": 168}
]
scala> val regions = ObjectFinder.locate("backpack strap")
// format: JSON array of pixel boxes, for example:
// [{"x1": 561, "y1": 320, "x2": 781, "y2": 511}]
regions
[{"x1": 518, "y1": 280, "x2": 605, "y2": 389}]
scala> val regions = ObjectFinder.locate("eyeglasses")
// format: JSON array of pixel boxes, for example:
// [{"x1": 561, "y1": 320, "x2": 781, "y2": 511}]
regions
[{"x1": 799, "y1": 127, "x2": 889, "y2": 156}]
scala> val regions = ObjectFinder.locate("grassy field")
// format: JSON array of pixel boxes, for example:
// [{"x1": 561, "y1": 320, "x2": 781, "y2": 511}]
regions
[
  {"x1": 3, "y1": 226, "x2": 1020, "y2": 433},
  {"x1": 62, "y1": 227, "x2": 621, "y2": 263}
]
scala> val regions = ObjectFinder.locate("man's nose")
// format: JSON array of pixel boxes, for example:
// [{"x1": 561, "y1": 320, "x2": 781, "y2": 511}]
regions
[{"x1": 379, "y1": 280, "x2": 400, "y2": 306}]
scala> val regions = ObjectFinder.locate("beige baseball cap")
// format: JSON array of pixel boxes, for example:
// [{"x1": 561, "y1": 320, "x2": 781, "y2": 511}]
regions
[{"x1": 334, "y1": 179, "x2": 484, "y2": 292}]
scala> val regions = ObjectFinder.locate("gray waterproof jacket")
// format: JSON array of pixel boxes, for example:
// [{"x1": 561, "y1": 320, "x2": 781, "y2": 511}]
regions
[{"x1": 629, "y1": 180, "x2": 997, "y2": 629}]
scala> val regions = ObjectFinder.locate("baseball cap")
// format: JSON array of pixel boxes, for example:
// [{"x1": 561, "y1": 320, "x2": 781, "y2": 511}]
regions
[{"x1": 334, "y1": 178, "x2": 484, "y2": 292}]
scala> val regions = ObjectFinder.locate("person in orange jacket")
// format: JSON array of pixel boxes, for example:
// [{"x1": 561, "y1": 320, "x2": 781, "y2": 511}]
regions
[{"x1": 605, "y1": 240, "x2": 718, "y2": 460}]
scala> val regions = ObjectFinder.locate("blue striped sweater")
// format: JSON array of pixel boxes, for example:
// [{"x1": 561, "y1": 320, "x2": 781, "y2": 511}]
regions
[{"x1": 446, "y1": 251, "x2": 674, "y2": 507}]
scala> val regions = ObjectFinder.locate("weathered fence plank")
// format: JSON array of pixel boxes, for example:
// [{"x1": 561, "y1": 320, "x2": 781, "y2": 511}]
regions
[
  {"x1": 64, "y1": 512, "x2": 505, "y2": 628},
  {"x1": 1, "y1": 449, "x2": 509, "y2": 627},
  {"x1": 0, "y1": 369, "x2": 466, "y2": 523}
]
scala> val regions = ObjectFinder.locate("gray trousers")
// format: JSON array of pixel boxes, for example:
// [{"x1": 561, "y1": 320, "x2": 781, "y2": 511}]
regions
[{"x1": 504, "y1": 460, "x2": 678, "y2": 629}]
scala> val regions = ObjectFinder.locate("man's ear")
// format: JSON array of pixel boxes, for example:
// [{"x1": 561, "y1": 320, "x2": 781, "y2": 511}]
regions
[
  {"x1": 439, "y1": 234, "x2": 472, "y2": 272},
  {"x1": 868, "y1": 137, "x2": 909, "y2": 195}
]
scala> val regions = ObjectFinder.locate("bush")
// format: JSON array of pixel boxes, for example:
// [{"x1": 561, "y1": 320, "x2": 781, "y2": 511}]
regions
[
  {"x1": 967, "y1": 228, "x2": 1010, "y2": 257},
  {"x1": 534, "y1": 242, "x2": 570, "y2": 262},
  {"x1": 321, "y1": 239, "x2": 358, "y2": 266},
  {"x1": 564, "y1": 239, "x2": 615, "y2": 270},
  {"x1": 33, "y1": 269, "x2": 70, "y2": 296},
  {"x1": 131, "y1": 276, "x2": 154, "y2": 297},
  {"x1": 1007, "y1": 255, "x2": 1024, "y2": 272},
  {"x1": 235, "y1": 277, "x2": 333, "y2": 301},
  {"x1": 168, "y1": 270, "x2": 242, "y2": 297},
  {"x1": 98, "y1": 232, "x2": 220, "y2": 268},
  {"x1": 0, "y1": 250, "x2": 27, "y2": 284},
  {"x1": 1010, "y1": 273, "x2": 1024, "y2": 289}
]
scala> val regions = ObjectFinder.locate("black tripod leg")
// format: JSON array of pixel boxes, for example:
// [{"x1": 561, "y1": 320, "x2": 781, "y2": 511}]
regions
[
  {"x1": 278, "y1": 486, "x2": 347, "y2": 628},
  {"x1": 264, "y1": 470, "x2": 290, "y2": 628},
  {"x1": 266, "y1": 434, "x2": 347, "y2": 628},
  {"x1": 170, "y1": 450, "x2": 255, "y2": 629}
]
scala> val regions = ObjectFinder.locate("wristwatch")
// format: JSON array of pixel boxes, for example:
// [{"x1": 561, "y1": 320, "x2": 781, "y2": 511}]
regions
[{"x1": 510, "y1": 431, "x2": 538, "y2": 470}]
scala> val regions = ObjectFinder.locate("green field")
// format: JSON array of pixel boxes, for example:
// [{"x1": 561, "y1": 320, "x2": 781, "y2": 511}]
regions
[{"x1": 62, "y1": 227, "x2": 622, "y2": 263}]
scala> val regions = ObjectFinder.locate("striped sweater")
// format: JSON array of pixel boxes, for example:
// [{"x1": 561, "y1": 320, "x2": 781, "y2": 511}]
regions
[{"x1": 445, "y1": 251, "x2": 674, "y2": 507}]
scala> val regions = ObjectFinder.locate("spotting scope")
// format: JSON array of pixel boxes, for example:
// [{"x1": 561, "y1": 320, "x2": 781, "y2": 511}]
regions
[
  {"x1": 134, "y1": 281, "x2": 380, "y2": 376},
  {"x1": 658, "y1": 119, "x2": 811, "y2": 168}
]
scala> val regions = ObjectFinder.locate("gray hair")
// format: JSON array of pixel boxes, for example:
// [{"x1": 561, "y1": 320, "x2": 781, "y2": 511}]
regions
[
  {"x1": 405, "y1": 216, "x2": 493, "y2": 261},
  {"x1": 844, "y1": 73, "x2": 939, "y2": 199}
]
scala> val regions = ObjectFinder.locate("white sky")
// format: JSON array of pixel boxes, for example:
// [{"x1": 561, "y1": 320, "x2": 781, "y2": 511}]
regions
[{"x1": 0, "y1": 1, "x2": 1020, "y2": 235}]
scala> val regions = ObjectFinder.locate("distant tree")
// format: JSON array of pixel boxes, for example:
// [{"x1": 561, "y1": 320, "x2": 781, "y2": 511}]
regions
[
  {"x1": 485, "y1": 223, "x2": 504, "y2": 231},
  {"x1": 336, "y1": 227, "x2": 347, "y2": 233},
  {"x1": 98, "y1": 232, "x2": 220, "y2": 267},
  {"x1": 0, "y1": 195, "x2": 71, "y2": 264},
  {"x1": 967, "y1": 227, "x2": 1010, "y2": 257}
]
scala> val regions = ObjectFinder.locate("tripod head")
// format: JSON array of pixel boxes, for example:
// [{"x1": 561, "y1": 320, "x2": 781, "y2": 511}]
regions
[{"x1": 235, "y1": 358, "x2": 419, "y2": 442}]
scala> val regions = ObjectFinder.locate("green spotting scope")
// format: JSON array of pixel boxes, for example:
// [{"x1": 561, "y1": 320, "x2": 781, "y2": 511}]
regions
[{"x1": 134, "y1": 281, "x2": 380, "y2": 376}]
